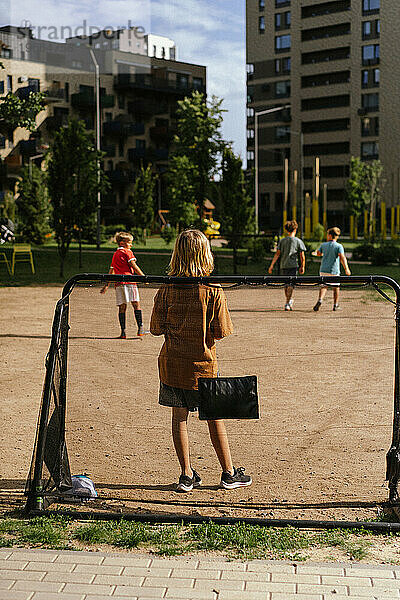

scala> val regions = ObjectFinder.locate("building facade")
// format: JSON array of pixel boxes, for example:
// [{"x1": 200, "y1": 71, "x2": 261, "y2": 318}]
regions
[
  {"x1": 246, "y1": 0, "x2": 399, "y2": 233},
  {"x1": 0, "y1": 26, "x2": 205, "y2": 223}
]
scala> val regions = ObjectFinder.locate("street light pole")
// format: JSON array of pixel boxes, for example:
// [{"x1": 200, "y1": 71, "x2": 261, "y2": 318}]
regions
[
  {"x1": 88, "y1": 47, "x2": 101, "y2": 250},
  {"x1": 254, "y1": 104, "x2": 290, "y2": 233}
]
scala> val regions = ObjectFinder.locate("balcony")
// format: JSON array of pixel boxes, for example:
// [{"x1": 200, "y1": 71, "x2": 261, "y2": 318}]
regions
[
  {"x1": 150, "y1": 125, "x2": 169, "y2": 142},
  {"x1": 105, "y1": 168, "x2": 135, "y2": 184},
  {"x1": 153, "y1": 148, "x2": 169, "y2": 161},
  {"x1": 71, "y1": 91, "x2": 115, "y2": 109},
  {"x1": 114, "y1": 73, "x2": 205, "y2": 96},
  {"x1": 4, "y1": 153, "x2": 22, "y2": 174},
  {"x1": 103, "y1": 120, "x2": 145, "y2": 137},
  {"x1": 19, "y1": 139, "x2": 38, "y2": 156},
  {"x1": 45, "y1": 114, "x2": 69, "y2": 131},
  {"x1": 128, "y1": 147, "x2": 147, "y2": 162},
  {"x1": 127, "y1": 99, "x2": 169, "y2": 117},
  {"x1": 43, "y1": 88, "x2": 65, "y2": 103},
  {"x1": 102, "y1": 145, "x2": 116, "y2": 158},
  {"x1": 16, "y1": 84, "x2": 40, "y2": 100}
]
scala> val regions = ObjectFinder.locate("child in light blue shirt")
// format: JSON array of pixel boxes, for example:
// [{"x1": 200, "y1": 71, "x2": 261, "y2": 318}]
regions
[{"x1": 313, "y1": 227, "x2": 351, "y2": 311}]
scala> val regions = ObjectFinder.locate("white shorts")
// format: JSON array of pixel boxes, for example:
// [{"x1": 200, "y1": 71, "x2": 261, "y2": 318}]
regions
[
  {"x1": 320, "y1": 272, "x2": 340, "y2": 287},
  {"x1": 115, "y1": 284, "x2": 140, "y2": 305}
]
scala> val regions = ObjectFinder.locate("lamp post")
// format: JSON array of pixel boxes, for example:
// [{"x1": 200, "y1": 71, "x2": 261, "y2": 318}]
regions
[
  {"x1": 88, "y1": 47, "x2": 101, "y2": 250},
  {"x1": 287, "y1": 129, "x2": 304, "y2": 237},
  {"x1": 254, "y1": 104, "x2": 290, "y2": 233}
]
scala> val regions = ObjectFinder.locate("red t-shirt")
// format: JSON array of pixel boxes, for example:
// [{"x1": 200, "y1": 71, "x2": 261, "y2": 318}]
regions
[{"x1": 111, "y1": 247, "x2": 136, "y2": 285}]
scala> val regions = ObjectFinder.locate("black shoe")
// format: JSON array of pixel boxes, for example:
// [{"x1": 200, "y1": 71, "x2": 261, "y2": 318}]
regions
[
  {"x1": 176, "y1": 468, "x2": 202, "y2": 493},
  {"x1": 220, "y1": 467, "x2": 252, "y2": 490},
  {"x1": 313, "y1": 300, "x2": 321, "y2": 312}
]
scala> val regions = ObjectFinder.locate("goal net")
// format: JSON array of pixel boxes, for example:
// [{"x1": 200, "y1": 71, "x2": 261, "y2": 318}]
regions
[{"x1": 25, "y1": 274, "x2": 400, "y2": 523}]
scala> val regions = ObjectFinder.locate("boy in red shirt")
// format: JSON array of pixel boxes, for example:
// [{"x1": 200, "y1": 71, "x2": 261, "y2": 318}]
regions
[{"x1": 100, "y1": 232, "x2": 147, "y2": 338}]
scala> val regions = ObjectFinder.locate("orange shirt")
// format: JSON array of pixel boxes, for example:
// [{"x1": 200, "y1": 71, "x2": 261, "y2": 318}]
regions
[{"x1": 150, "y1": 283, "x2": 233, "y2": 390}]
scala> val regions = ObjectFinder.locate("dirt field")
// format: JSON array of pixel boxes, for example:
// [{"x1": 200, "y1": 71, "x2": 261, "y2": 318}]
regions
[{"x1": 0, "y1": 283, "x2": 397, "y2": 522}]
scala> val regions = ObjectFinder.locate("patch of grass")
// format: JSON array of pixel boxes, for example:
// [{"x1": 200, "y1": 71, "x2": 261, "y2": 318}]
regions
[
  {"x1": 15, "y1": 516, "x2": 69, "y2": 549},
  {"x1": 0, "y1": 517, "x2": 395, "y2": 562},
  {"x1": 185, "y1": 523, "x2": 311, "y2": 560},
  {"x1": 316, "y1": 528, "x2": 371, "y2": 561}
]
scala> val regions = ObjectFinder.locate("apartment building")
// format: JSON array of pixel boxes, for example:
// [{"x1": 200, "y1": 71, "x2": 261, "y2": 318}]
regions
[
  {"x1": 246, "y1": 0, "x2": 399, "y2": 232},
  {"x1": 0, "y1": 26, "x2": 205, "y2": 222}
]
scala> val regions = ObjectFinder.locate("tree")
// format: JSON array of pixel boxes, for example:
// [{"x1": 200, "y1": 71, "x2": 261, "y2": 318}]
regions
[
  {"x1": 347, "y1": 157, "x2": 369, "y2": 224},
  {"x1": 346, "y1": 157, "x2": 385, "y2": 239},
  {"x1": 365, "y1": 159, "x2": 385, "y2": 239},
  {"x1": 168, "y1": 155, "x2": 198, "y2": 230},
  {"x1": 0, "y1": 91, "x2": 44, "y2": 133},
  {"x1": 15, "y1": 164, "x2": 51, "y2": 244},
  {"x1": 130, "y1": 163, "x2": 157, "y2": 244},
  {"x1": 47, "y1": 120, "x2": 108, "y2": 276},
  {"x1": 169, "y1": 91, "x2": 226, "y2": 224},
  {"x1": 219, "y1": 147, "x2": 255, "y2": 272}
]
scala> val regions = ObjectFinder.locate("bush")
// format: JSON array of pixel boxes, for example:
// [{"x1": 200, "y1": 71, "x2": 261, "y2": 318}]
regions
[
  {"x1": 104, "y1": 224, "x2": 127, "y2": 241},
  {"x1": 352, "y1": 243, "x2": 375, "y2": 262},
  {"x1": 371, "y1": 243, "x2": 400, "y2": 266},
  {"x1": 160, "y1": 225, "x2": 176, "y2": 246},
  {"x1": 311, "y1": 223, "x2": 325, "y2": 242}
]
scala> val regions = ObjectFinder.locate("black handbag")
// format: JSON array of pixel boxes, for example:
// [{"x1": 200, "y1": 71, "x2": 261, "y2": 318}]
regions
[{"x1": 197, "y1": 375, "x2": 259, "y2": 420}]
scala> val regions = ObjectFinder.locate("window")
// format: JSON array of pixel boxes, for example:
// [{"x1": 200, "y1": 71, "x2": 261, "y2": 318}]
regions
[
  {"x1": 247, "y1": 150, "x2": 255, "y2": 161},
  {"x1": 259, "y1": 16, "x2": 266, "y2": 33},
  {"x1": 247, "y1": 63, "x2": 255, "y2": 76},
  {"x1": 259, "y1": 0, "x2": 265, "y2": 9},
  {"x1": 169, "y1": 47, "x2": 176, "y2": 60},
  {"x1": 276, "y1": 0, "x2": 290, "y2": 5},
  {"x1": 177, "y1": 74, "x2": 189, "y2": 88},
  {"x1": 247, "y1": 129, "x2": 255, "y2": 139},
  {"x1": 275, "y1": 59, "x2": 281, "y2": 73},
  {"x1": 361, "y1": 116, "x2": 379, "y2": 136},
  {"x1": 247, "y1": 107, "x2": 254, "y2": 117},
  {"x1": 136, "y1": 139, "x2": 145, "y2": 149},
  {"x1": 361, "y1": 141, "x2": 378, "y2": 158},
  {"x1": 275, "y1": 80, "x2": 291, "y2": 97},
  {"x1": 362, "y1": 44, "x2": 379, "y2": 64},
  {"x1": 377, "y1": 20, "x2": 380, "y2": 33},
  {"x1": 275, "y1": 34, "x2": 291, "y2": 51},
  {"x1": 362, "y1": 21, "x2": 371, "y2": 36},
  {"x1": 0, "y1": 81, "x2": 4, "y2": 94},
  {"x1": 301, "y1": 94, "x2": 350, "y2": 110},
  {"x1": 1, "y1": 47, "x2": 11, "y2": 58},
  {"x1": 275, "y1": 11, "x2": 290, "y2": 29},
  {"x1": 363, "y1": 0, "x2": 380, "y2": 13},
  {"x1": 362, "y1": 92, "x2": 379, "y2": 110},
  {"x1": 374, "y1": 68, "x2": 380, "y2": 84},
  {"x1": 276, "y1": 126, "x2": 290, "y2": 139},
  {"x1": 7, "y1": 75, "x2": 12, "y2": 92},
  {"x1": 362, "y1": 70, "x2": 369, "y2": 87},
  {"x1": 193, "y1": 77, "x2": 203, "y2": 90}
]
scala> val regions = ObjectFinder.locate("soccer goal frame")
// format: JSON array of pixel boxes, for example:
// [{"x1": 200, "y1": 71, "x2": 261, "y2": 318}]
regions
[{"x1": 24, "y1": 273, "x2": 400, "y2": 522}]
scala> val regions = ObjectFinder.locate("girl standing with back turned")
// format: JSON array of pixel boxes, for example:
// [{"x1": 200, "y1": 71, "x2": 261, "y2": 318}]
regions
[{"x1": 150, "y1": 229, "x2": 252, "y2": 492}]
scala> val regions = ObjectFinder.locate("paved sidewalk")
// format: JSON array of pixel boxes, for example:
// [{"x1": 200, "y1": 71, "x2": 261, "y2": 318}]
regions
[{"x1": 1, "y1": 548, "x2": 400, "y2": 599}]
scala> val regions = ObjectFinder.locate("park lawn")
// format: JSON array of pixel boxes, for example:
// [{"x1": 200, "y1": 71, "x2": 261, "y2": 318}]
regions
[{"x1": 0, "y1": 243, "x2": 399, "y2": 286}]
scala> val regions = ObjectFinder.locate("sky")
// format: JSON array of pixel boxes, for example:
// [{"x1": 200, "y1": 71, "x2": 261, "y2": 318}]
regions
[{"x1": 4, "y1": 0, "x2": 247, "y2": 161}]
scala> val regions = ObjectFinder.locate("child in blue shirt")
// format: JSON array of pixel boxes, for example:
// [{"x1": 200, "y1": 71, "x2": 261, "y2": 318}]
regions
[{"x1": 313, "y1": 227, "x2": 351, "y2": 311}]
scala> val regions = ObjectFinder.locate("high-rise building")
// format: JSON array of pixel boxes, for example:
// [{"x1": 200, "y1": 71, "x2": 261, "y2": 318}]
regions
[
  {"x1": 0, "y1": 26, "x2": 204, "y2": 222},
  {"x1": 246, "y1": 0, "x2": 398, "y2": 233}
]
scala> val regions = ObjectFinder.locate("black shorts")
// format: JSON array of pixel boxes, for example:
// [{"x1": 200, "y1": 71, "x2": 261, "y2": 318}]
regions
[
  {"x1": 158, "y1": 383, "x2": 200, "y2": 412},
  {"x1": 280, "y1": 268, "x2": 298, "y2": 287}
]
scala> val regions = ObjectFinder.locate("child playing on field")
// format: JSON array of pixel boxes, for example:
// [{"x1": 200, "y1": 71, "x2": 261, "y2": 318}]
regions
[
  {"x1": 150, "y1": 229, "x2": 252, "y2": 492},
  {"x1": 268, "y1": 220, "x2": 306, "y2": 311},
  {"x1": 100, "y1": 231, "x2": 148, "y2": 338},
  {"x1": 313, "y1": 226, "x2": 351, "y2": 312}
]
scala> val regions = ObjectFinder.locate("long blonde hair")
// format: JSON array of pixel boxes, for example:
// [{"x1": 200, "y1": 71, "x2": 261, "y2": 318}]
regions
[{"x1": 168, "y1": 229, "x2": 214, "y2": 277}]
